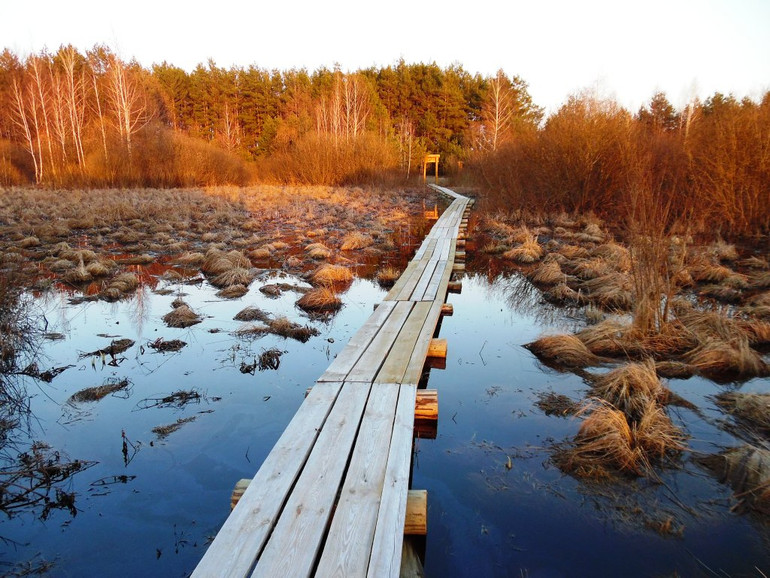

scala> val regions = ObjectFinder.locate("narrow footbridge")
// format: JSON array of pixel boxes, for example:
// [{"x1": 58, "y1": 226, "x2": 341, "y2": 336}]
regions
[{"x1": 193, "y1": 185, "x2": 471, "y2": 577}]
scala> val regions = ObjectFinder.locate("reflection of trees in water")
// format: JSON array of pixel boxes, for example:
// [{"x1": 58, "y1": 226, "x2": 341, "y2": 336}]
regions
[
  {"x1": 0, "y1": 268, "x2": 92, "y2": 523},
  {"x1": 478, "y1": 272, "x2": 583, "y2": 330}
]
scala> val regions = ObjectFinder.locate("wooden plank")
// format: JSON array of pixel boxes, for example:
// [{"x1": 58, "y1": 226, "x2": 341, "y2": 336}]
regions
[
  {"x1": 347, "y1": 301, "x2": 414, "y2": 382},
  {"x1": 384, "y1": 261, "x2": 419, "y2": 301},
  {"x1": 318, "y1": 300, "x2": 397, "y2": 382},
  {"x1": 413, "y1": 237, "x2": 437, "y2": 260},
  {"x1": 418, "y1": 260, "x2": 449, "y2": 302},
  {"x1": 251, "y1": 381, "x2": 371, "y2": 578},
  {"x1": 315, "y1": 382, "x2": 400, "y2": 577},
  {"x1": 375, "y1": 302, "x2": 432, "y2": 384},
  {"x1": 410, "y1": 259, "x2": 440, "y2": 302},
  {"x1": 367, "y1": 383, "x2": 418, "y2": 578},
  {"x1": 192, "y1": 382, "x2": 343, "y2": 577},
  {"x1": 393, "y1": 258, "x2": 432, "y2": 301},
  {"x1": 427, "y1": 338, "x2": 447, "y2": 358},
  {"x1": 401, "y1": 300, "x2": 445, "y2": 385}
]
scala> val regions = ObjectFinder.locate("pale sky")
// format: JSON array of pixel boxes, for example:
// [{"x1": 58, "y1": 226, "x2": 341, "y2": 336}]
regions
[{"x1": 2, "y1": 0, "x2": 768, "y2": 114}]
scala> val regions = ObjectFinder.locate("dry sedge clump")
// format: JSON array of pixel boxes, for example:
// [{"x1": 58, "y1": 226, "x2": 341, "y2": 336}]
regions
[
  {"x1": 296, "y1": 287, "x2": 342, "y2": 313},
  {"x1": 588, "y1": 359, "x2": 667, "y2": 420},
  {"x1": 576, "y1": 319, "x2": 638, "y2": 358},
  {"x1": 210, "y1": 267, "x2": 255, "y2": 288},
  {"x1": 173, "y1": 252, "x2": 205, "y2": 266},
  {"x1": 62, "y1": 263, "x2": 93, "y2": 285},
  {"x1": 685, "y1": 337, "x2": 769, "y2": 381},
  {"x1": 340, "y1": 232, "x2": 374, "y2": 251},
  {"x1": 162, "y1": 301, "x2": 202, "y2": 328},
  {"x1": 216, "y1": 284, "x2": 249, "y2": 299},
  {"x1": 502, "y1": 236, "x2": 544, "y2": 264},
  {"x1": 234, "y1": 306, "x2": 272, "y2": 323},
  {"x1": 524, "y1": 334, "x2": 602, "y2": 369},
  {"x1": 311, "y1": 264, "x2": 353, "y2": 287},
  {"x1": 376, "y1": 266, "x2": 401, "y2": 288},
  {"x1": 556, "y1": 398, "x2": 685, "y2": 479},
  {"x1": 152, "y1": 416, "x2": 197, "y2": 438},
  {"x1": 581, "y1": 273, "x2": 633, "y2": 311},
  {"x1": 267, "y1": 316, "x2": 320, "y2": 342},
  {"x1": 714, "y1": 392, "x2": 770, "y2": 435},
  {"x1": 530, "y1": 259, "x2": 564, "y2": 286},
  {"x1": 544, "y1": 282, "x2": 585, "y2": 306},
  {"x1": 305, "y1": 243, "x2": 332, "y2": 260}
]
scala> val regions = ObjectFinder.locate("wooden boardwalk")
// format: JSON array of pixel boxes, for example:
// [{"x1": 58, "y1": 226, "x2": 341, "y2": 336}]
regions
[{"x1": 193, "y1": 185, "x2": 471, "y2": 577}]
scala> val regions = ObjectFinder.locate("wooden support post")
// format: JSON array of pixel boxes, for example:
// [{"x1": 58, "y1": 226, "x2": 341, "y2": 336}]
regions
[
  {"x1": 440, "y1": 303, "x2": 453, "y2": 316},
  {"x1": 456, "y1": 239, "x2": 466, "y2": 248},
  {"x1": 452, "y1": 263, "x2": 465, "y2": 273},
  {"x1": 414, "y1": 389, "x2": 438, "y2": 421},
  {"x1": 231, "y1": 478, "x2": 251, "y2": 510},
  {"x1": 448, "y1": 281, "x2": 462, "y2": 293},
  {"x1": 404, "y1": 490, "x2": 428, "y2": 535},
  {"x1": 455, "y1": 251, "x2": 466, "y2": 260},
  {"x1": 427, "y1": 338, "x2": 447, "y2": 359}
]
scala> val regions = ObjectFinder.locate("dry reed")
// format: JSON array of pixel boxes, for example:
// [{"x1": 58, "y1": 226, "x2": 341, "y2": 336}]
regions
[{"x1": 296, "y1": 287, "x2": 342, "y2": 313}]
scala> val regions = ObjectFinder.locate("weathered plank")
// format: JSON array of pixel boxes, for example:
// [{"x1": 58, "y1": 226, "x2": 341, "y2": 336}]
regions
[
  {"x1": 251, "y1": 381, "x2": 371, "y2": 578},
  {"x1": 315, "y1": 383, "x2": 400, "y2": 577},
  {"x1": 375, "y1": 302, "x2": 433, "y2": 384},
  {"x1": 367, "y1": 383, "x2": 418, "y2": 578},
  {"x1": 318, "y1": 300, "x2": 397, "y2": 382},
  {"x1": 346, "y1": 301, "x2": 414, "y2": 382},
  {"x1": 191, "y1": 382, "x2": 343, "y2": 577},
  {"x1": 402, "y1": 299, "x2": 445, "y2": 385}
]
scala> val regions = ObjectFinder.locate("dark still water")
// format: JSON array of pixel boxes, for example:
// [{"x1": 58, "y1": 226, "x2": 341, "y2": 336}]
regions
[{"x1": 2, "y1": 268, "x2": 769, "y2": 576}]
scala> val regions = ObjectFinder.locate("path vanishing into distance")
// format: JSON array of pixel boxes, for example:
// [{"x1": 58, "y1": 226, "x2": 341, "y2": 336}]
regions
[{"x1": 193, "y1": 185, "x2": 472, "y2": 577}]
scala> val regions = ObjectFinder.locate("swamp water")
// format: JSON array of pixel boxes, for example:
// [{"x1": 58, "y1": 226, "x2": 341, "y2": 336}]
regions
[{"x1": 2, "y1": 260, "x2": 770, "y2": 576}]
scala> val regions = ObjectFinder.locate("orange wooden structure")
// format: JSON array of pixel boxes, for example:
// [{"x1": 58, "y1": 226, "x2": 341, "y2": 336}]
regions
[{"x1": 422, "y1": 153, "x2": 440, "y2": 183}]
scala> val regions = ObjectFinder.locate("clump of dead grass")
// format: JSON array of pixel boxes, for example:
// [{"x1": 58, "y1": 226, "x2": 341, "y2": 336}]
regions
[
  {"x1": 524, "y1": 334, "x2": 602, "y2": 369},
  {"x1": 234, "y1": 306, "x2": 272, "y2": 323},
  {"x1": 376, "y1": 266, "x2": 401, "y2": 288},
  {"x1": 588, "y1": 359, "x2": 668, "y2": 420},
  {"x1": 530, "y1": 258, "x2": 564, "y2": 286},
  {"x1": 340, "y1": 232, "x2": 374, "y2": 251},
  {"x1": 310, "y1": 264, "x2": 353, "y2": 287},
  {"x1": 305, "y1": 243, "x2": 332, "y2": 260},
  {"x1": 236, "y1": 316, "x2": 320, "y2": 343},
  {"x1": 296, "y1": 287, "x2": 342, "y2": 313},
  {"x1": 68, "y1": 378, "x2": 130, "y2": 404},
  {"x1": 502, "y1": 233, "x2": 544, "y2": 264},
  {"x1": 162, "y1": 300, "x2": 202, "y2": 328}
]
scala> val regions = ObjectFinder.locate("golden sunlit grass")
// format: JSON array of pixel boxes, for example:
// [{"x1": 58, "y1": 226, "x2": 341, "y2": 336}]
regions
[
  {"x1": 310, "y1": 264, "x2": 353, "y2": 286},
  {"x1": 502, "y1": 232, "x2": 544, "y2": 264},
  {"x1": 529, "y1": 258, "x2": 564, "y2": 286},
  {"x1": 340, "y1": 232, "x2": 374, "y2": 251},
  {"x1": 524, "y1": 334, "x2": 602, "y2": 369},
  {"x1": 296, "y1": 287, "x2": 342, "y2": 313},
  {"x1": 588, "y1": 359, "x2": 667, "y2": 420},
  {"x1": 376, "y1": 266, "x2": 401, "y2": 288}
]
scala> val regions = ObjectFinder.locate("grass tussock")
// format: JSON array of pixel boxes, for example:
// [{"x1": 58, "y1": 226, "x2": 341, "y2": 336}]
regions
[
  {"x1": 524, "y1": 334, "x2": 602, "y2": 369},
  {"x1": 296, "y1": 287, "x2": 342, "y2": 313},
  {"x1": 162, "y1": 301, "x2": 202, "y2": 328},
  {"x1": 555, "y1": 398, "x2": 686, "y2": 479},
  {"x1": 376, "y1": 266, "x2": 401, "y2": 288},
  {"x1": 530, "y1": 259, "x2": 564, "y2": 286},
  {"x1": 588, "y1": 359, "x2": 668, "y2": 420},
  {"x1": 234, "y1": 306, "x2": 272, "y2": 323},
  {"x1": 310, "y1": 264, "x2": 354, "y2": 287},
  {"x1": 502, "y1": 234, "x2": 544, "y2": 264},
  {"x1": 210, "y1": 267, "x2": 255, "y2": 289},
  {"x1": 152, "y1": 416, "x2": 197, "y2": 438},
  {"x1": 340, "y1": 232, "x2": 374, "y2": 251},
  {"x1": 237, "y1": 316, "x2": 320, "y2": 343},
  {"x1": 305, "y1": 243, "x2": 332, "y2": 260},
  {"x1": 684, "y1": 337, "x2": 769, "y2": 381}
]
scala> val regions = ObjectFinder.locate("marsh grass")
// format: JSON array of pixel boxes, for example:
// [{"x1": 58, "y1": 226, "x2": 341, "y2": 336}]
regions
[
  {"x1": 162, "y1": 301, "x2": 202, "y2": 328},
  {"x1": 524, "y1": 334, "x2": 602, "y2": 369},
  {"x1": 310, "y1": 264, "x2": 354, "y2": 287},
  {"x1": 296, "y1": 287, "x2": 342, "y2": 313},
  {"x1": 697, "y1": 445, "x2": 770, "y2": 514}
]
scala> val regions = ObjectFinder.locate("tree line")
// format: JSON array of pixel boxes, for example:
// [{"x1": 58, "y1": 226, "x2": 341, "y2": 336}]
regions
[
  {"x1": 0, "y1": 46, "x2": 541, "y2": 187},
  {"x1": 0, "y1": 45, "x2": 767, "y2": 236}
]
